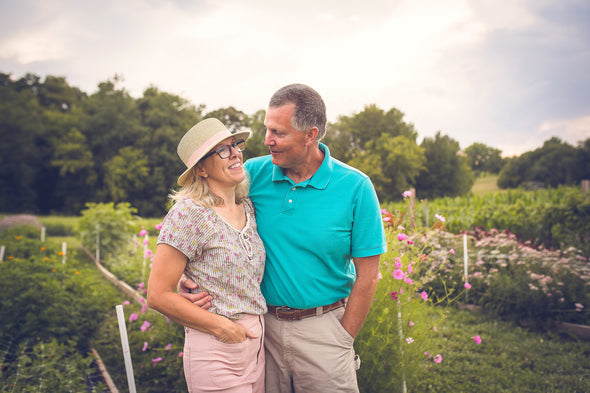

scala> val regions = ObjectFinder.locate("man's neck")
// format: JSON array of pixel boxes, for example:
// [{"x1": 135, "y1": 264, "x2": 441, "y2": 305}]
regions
[{"x1": 284, "y1": 145, "x2": 325, "y2": 184}]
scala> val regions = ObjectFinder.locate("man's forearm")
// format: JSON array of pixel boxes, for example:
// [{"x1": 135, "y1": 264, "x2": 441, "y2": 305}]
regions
[{"x1": 340, "y1": 255, "x2": 380, "y2": 338}]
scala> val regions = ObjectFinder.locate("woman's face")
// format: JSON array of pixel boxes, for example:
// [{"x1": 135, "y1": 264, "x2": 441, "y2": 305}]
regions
[{"x1": 198, "y1": 137, "x2": 246, "y2": 188}]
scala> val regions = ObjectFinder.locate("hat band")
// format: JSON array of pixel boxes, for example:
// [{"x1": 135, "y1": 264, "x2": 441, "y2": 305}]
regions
[{"x1": 186, "y1": 130, "x2": 231, "y2": 168}]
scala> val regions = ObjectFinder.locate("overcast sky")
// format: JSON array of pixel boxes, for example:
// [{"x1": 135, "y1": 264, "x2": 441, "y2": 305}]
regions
[{"x1": 1, "y1": 0, "x2": 589, "y2": 156}]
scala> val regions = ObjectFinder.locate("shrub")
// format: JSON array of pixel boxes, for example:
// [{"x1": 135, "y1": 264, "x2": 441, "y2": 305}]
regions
[{"x1": 77, "y1": 202, "x2": 140, "y2": 266}]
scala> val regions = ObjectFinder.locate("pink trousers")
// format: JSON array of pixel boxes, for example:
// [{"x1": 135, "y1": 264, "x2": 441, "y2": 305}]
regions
[{"x1": 183, "y1": 314, "x2": 265, "y2": 393}]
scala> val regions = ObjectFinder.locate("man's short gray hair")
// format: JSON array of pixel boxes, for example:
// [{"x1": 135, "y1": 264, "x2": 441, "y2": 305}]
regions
[{"x1": 269, "y1": 84, "x2": 327, "y2": 141}]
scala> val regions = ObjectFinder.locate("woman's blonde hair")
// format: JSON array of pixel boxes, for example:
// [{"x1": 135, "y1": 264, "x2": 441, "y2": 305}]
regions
[{"x1": 170, "y1": 166, "x2": 250, "y2": 207}]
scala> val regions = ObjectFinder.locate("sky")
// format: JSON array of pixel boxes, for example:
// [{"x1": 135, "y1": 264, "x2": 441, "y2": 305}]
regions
[{"x1": 1, "y1": 0, "x2": 589, "y2": 156}]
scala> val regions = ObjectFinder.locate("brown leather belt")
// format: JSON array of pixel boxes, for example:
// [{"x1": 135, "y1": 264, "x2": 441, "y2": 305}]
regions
[{"x1": 267, "y1": 299, "x2": 346, "y2": 321}]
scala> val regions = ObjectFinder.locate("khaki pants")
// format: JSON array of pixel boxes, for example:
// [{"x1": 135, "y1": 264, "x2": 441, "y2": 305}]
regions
[{"x1": 264, "y1": 307, "x2": 360, "y2": 393}]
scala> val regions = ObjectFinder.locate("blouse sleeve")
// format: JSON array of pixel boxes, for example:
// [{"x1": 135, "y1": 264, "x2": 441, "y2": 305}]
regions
[{"x1": 157, "y1": 199, "x2": 206, "y2": 260}]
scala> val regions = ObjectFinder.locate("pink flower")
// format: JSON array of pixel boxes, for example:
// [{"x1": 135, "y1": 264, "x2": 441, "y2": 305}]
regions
[
  {"x1": 152, "y1": 357, "x2": 163, "y2": 365},
  {"x1": 377, "y1": 272, "x2": 383, "y2": 280},
  {"x1": 424, "y1": 351, "x2": 431, "y2": 357},
  {"x1": 165, "y1": 343, "x2": 172, "y2": 351},
  {"x1": 449, "y1": 249, "x2": 455, "y2": 254},
  {"x1": 402, "y1": 190, "x2": 412, "y2": 199},
  {"x1": 390, "y1": 291, "x2": 398, "y2": 300},
  {"x1": 141, "y1": 304, "x2": 147, "y2": 314},
  {"x1": 473, "y1": 335, "x2": 482, "y2": 344},
  {"x1": 404, "y1": 278, "x2": 414, "y2": 285},
  {"x1": 138, "y1": 283, "x2": 145, "y2": 290},
  {"x1": 383, "y1": 216, "x2": 391, "y2": 222},
  {"x1": 397, "y1": 233, "x2": 407, "y2": 241},
  {"x1": 129, "y1": 313, "x2": 139, "y2": 322},
  {"x1": 407, "y1": 240, "x2": 414, "y2": 245},
  {"x1": 142, "y1": 342, "x2": 148, "y2": 351},
  {"x1": 409, "y1": 321, "x2": 415, "y2": 326},
  {"x1": 178, "y1": 352, "x2": 183, "y2": 357},
  {"x1": 155, "y1": 223, "x2": 163, "y2": 230},
  {"x1": 393, "y1": 269, "x2": 404, "y2": 280},
  {"x1": 141, "y1": 321, "x2": 151, "y2": 332},
  {"x1": 464, "y1": 282, "x2": 472, "y2": 289},
  {"x1": 394, "y1": 257, "x2": 402, "y2": 267},
  {"x1": 406, "y1": 337, "x2": 414, "y2": 344},
  {"x1": 122, "y1": 300, "x2": 130, "y2": 306},
  {"x1": 434, "y1": 354, "x2": 442, "y2": 363},
  {"x1": 433, "y1": 326, "x2": 438, "y2": 332},
  {"x1": 144, "y1": 249, "x2": 153, "y2": 258},
  {"x1": 139, "y1": 229, "x2": 148, "y2": 237},
  {"x1": 434, "y1": 213, "x2": 446, "y2": 223},
  {"x1": 421, "y1": 291, "x2": 428, "y2": 301}
]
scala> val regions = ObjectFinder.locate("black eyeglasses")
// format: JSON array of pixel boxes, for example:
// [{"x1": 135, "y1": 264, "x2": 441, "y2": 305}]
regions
[{"x1": 202, "y1": 139, "x2": 246, "y2": 160}]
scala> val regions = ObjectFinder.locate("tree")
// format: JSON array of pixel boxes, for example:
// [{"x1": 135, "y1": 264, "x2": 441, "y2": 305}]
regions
[
  {"x1": 348, "y1": 135, "x2": 425, "y2": 200},
  {"x1": 464, "y1": 142, "x2": 505, "y2": 174},
  {"x1": 243, "y1": 109, "x2": 268, "y2": 161},
  {"x1": 81, "y1": 76, "x2": 146, "y2": 201},
  {"x1": 415, "y1": 132, "x2": 474, "y2": 199},
  {"x1": 0, "y1": 73, "x2": 44, "y2": 212},
  {"x1": 498, "y1": 137, "x2": 580, "y2": 189},
  {"x1": 330, "y1": 105, "x2": 424, "y2": 201},
  {"x1": 135, "y1": 86, "x2": 203, "y2": 215}
]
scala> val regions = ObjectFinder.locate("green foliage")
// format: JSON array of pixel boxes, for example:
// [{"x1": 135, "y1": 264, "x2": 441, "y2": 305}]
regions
[
  {"x1": 415, "y1": 131, "x2": 474, "y2": 199},
  {"x1": 464, "y1": 142, "x2": 505, "y2": 174},
  {"x1": 356, "y1": 207, "x2": 461, "y2": 392},
  {"x1": 498, "y1": 137, "x2": 587, "y2": 189},
  {"x1": 1, "y1": 339, "x2": 105, "y2": 393},
  {"x1": 93, "y1": 303, "x2": 188, "y2": 393},
  {"x1": 411, "y1": 309, "x2": 590, "y2": 393},
  {"x1": 328, "y1": 104, "x2": 426, "y2": 202},
  {"x1": 385, "y1": 186, "x2": 590, "y2": 256},
  {"x1": 77, "y1": 202, "x2": 140, "y2": 264},
  {"x1": 420, "y1": 228, "x2": 590, "y2": 326}
]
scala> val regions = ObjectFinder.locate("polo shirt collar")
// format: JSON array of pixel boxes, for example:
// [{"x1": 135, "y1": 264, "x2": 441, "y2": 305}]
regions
[{"x1": 271, "y1": 143, "x2": 333, "y2": 189}]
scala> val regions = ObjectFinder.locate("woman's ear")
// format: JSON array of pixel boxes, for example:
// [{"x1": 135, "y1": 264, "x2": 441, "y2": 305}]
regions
[{"x1": 195, "y1": 164, "x2": 208, "y2": 178}]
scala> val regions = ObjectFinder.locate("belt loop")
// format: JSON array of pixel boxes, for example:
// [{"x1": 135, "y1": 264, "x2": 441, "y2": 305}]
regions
[{"x1": 315, "y1": 306, "x2": 323, "y2": 317}]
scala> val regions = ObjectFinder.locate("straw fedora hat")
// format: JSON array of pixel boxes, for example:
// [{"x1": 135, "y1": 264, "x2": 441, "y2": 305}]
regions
[{"x1": 177, "y1": 118, "x2": 251, "y2": 186}]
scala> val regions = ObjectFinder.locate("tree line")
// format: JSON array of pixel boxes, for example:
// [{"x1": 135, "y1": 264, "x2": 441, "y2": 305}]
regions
[{"x1": 1, "y1": 72, "x2": 588, "y2": 217}]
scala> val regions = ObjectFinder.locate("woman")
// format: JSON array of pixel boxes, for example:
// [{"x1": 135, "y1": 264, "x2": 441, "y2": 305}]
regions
[{"x1": 147, "y1": 118, "x2": 266, "y2": 393}]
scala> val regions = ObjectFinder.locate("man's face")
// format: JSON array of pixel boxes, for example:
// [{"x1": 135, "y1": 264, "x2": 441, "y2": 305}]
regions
[{"x1": 263, "y1": 103, "x2": 308, "y2": 169}]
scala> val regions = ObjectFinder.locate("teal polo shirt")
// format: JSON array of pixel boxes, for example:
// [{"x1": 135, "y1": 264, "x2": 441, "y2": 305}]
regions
[{"x1": 245, "y1": 143, "x2": 387, "y2": 309}]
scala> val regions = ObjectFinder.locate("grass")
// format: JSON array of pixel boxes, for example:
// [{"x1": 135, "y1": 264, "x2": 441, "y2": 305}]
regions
[
  {"x1": 407, "y1": 307, "x2": 590, "y2": 393},
  {"x1": 471, "y1": 174, "x2": 501, "y2": 195}
]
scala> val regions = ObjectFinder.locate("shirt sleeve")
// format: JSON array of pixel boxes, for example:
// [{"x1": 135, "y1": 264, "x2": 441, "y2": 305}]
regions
[
  {"x1": 157, "y1": 199, "x2": 204, "y2": 260},
  {"x1": 351, "y1": 177, "x2": 387, "y2": 258}
]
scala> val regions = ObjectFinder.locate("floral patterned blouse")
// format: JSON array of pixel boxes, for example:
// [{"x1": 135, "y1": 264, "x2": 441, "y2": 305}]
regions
[{"x1": 157, "y1": 197, "x2": 266, "y2": 320}]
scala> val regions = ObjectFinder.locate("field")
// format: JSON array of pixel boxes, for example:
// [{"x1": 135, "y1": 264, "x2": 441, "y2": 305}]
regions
[{"x1": 1, "y1": 178, "x2": 589, "y2": 392}]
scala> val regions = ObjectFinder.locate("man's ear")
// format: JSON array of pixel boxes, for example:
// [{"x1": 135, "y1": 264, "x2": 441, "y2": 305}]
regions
[{"x1": 305, "y1": 127, "x2": 319, "y2": 145}]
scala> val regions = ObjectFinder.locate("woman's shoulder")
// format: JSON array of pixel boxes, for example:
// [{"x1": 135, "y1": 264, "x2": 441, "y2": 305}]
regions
[{"x1": 167, "y1": 198, "x2": 212, "y2": 221}]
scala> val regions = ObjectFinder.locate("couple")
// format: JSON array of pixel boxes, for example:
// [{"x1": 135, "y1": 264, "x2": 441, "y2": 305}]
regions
[{"x1": 147, "y1": 84, "x2": 387, "y2": 393}]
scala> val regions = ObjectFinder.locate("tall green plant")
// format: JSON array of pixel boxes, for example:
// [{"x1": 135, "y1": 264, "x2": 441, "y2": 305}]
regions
[
  {"x1": 356, "y1": 196, "x2": 464, "y2": 392},
  {"x1": 76, "y1": 202, "x2": 140, "y2": 265}
]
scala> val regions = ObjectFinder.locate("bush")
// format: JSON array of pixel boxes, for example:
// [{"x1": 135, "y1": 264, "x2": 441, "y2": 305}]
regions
[
  {"x1": 420, "y1": 228, "x2": 590, "y2": 326},
  {"x1": 77, "y1": 202, "x2": 140, "y2": 266}
]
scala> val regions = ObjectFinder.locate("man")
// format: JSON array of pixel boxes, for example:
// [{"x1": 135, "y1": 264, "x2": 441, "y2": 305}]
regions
[{"x1": 182, "y1": 84, "x2": 386, "y2": 393}]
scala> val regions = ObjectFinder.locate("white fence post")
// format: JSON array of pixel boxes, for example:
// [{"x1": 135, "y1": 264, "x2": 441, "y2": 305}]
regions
[
  {"x1": 0, "y1": 245, "x2": 5, "y2": 262},
  {"x1": 41, "y1": 226, "x2": 46, "y2": 242},
  {"x1": 62, "y1": 242, "x2": 67, "y2": 264},
  {"x1": 115, "y1": 304, "x2": 137, "y2": 393}
]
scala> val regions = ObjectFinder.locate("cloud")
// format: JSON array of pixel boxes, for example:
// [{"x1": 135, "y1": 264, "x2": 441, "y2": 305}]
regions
[{"x1": 538, "y1": 116, "x2": 590, "y2": 145}]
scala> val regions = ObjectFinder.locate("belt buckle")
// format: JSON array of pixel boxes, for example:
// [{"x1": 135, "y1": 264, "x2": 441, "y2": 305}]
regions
[{"x1": 274, "y1": 306, "x2": 292, "y2": 321}]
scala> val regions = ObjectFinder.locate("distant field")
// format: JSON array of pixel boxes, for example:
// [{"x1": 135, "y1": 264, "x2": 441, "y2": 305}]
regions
[{"x1": 471, "y1": 174, "x2": 501, "y2": 195}]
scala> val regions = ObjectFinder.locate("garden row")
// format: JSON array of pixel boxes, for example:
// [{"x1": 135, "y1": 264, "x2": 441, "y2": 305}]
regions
[
  {"x1": 0, "y1": 226, "x2": 123, "y2": 392},
  {"x1": 384, "y1": 185, "x2": 590, "y2": 256}
]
